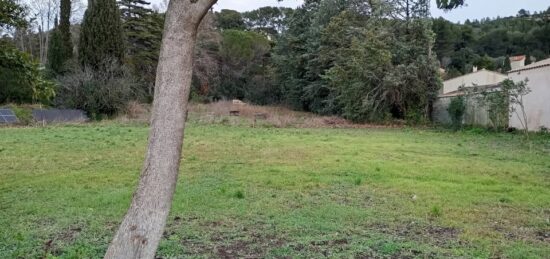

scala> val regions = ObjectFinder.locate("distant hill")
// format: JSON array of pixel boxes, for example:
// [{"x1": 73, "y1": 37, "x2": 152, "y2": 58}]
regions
[{"x1": 432, "y1": 7, "x2": 550, "y2": 79}]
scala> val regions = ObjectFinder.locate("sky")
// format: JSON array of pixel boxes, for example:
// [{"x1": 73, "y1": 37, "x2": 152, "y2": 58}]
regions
[{"x1": 150, "y1": 0, "x2": 550, "y2": 23}]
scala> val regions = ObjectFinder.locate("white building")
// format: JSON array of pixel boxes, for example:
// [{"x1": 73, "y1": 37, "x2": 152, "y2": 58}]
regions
[
  {"x1": 508, "y1": 58, "x2": 550, "y2": 131},
  {"x1": 441, "y1": 69, "x2": 507, "y2": 94},
  {"x1": 510, "y1": 55, "x2": 526, "y2": 71},
  {"x1": 433, "y1": 69, "x2": 507, "y2": 127}
]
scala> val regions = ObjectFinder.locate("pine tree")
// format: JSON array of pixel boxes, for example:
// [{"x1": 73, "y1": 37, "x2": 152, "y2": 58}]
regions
[
  {"x1": 79, "y1": 0, "x2": 125, "y2": 69},
  {"x1": 118, "y1": 0, "x2": 163, "y2": 98}
]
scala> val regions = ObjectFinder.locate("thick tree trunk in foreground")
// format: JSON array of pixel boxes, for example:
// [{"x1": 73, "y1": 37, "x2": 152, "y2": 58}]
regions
[{"x1": 105, "y1": 1, "x2": 217, "y2": 258}]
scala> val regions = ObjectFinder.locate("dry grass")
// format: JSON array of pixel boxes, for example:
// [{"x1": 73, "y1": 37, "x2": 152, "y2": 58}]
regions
[
  {"x1": 115, "y1": 101, "x2": 152, "y2": 124},
  {"x1": 114, "y1": 100, "x2": 401, "y2": 128},
  {"x1": 188, "y1": 101, "x2": 400, "y2": 128}
]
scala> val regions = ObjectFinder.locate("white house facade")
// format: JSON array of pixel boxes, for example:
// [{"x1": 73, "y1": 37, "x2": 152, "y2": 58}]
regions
[
  {"x1": 508, "y1": 58, "x2": 550, "y2": 131},
  {"x1": 433, "y1": 69, "x2": 507, "y2": 127}
]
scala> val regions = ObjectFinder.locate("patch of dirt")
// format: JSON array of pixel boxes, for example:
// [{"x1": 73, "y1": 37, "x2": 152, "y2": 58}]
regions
[
  {"x1": 163, "y1": 216, "x2": 288, "y2": 258},
  {"x1": 535, "y1": 230, "x2": 550, "y2": 242},
  {"x1": 42, "y1": 225, "x2": 84, "y2": 257},
  {"x1": 214, "y1": 232, "x2": 286, "y2": 259},
  {"x1": 57, "y1": 225, "x2": 83, "y2": 243},
  {"x1": 355, "y1": 248, "x2": 438, "y2": 259},
  {"x1": 162, "y1": 216, "x2": 465, "y2": 258},
  {"x1": 491, "y1": 221, "x2": 550, "y2": 243},
  {"x1": 370, "y1": 222, "x2": 462, "y2": 248}
]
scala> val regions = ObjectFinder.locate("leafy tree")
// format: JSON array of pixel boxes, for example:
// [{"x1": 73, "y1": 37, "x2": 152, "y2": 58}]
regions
[
  {"x1": 1, "y1": 0, "x2": 55, "y2": 104},
  {"x1": 216, "y1": 29, "x2": 273, "y2": 103},
  {"x1": 503, "y1": 79, "x2": 531, "y2": 132},
  {"x1": 473, "y1": 87, "x2": 508, "y2": 131},
  {"x1": 0, "y1": 0, "x2": 28, "y2": 29},
  {"x1": 432, "y1": 18, "x2": 459, "y2": 63},
  {"x1": 78, "y1": 0, "x2": 124, "y2": 69},
  {"x1": 242, "y1": 7, "x2": 294, "y2": 36},
  {"x1": 473, "y1": 55, "x2": 496, "y2": 71},
  {"x1": 321, "y1": 11, "x2": 392, "y2": 121},
  {"x1": 449, "y1": 47, "x2": 478, "y2": 74},
  {"x1": 1, "y1": 41, "x2": 56, "y2": 104},
  {"x1": 215, "y1": 9, "x2": 245, "y2": 30},
  {"x1": 474, "y1": 79, "x2": 531, "y2": 132},
  {"x1": 275, "y1": 0, "x2": 440, "y2": 122}
]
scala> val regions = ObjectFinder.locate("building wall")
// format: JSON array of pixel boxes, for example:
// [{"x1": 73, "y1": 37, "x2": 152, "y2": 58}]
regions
[
  {"x1": 508, "y1": 66, "x2": 550, "y2": 131},
  {"x1": 510, "y1": 59, "x2": 525, "y2": 71},
  {"x1": 433, "y1": 95, "x2": 493, "y2": 127},
  {"x1": 443, "y1": 70, "x2": 507, "y2": 94}
]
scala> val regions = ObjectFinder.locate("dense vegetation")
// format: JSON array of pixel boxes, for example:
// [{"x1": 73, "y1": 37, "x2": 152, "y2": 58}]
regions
[
  {"x1": 433, "y1": 8, "x2": 550, "y2": 78},
  {"x1": 0, "y1": 0, "x2": 55, "y2": 104},
  {"x1": 1, "y1": 0, "x2": 549, "y2": 123}
]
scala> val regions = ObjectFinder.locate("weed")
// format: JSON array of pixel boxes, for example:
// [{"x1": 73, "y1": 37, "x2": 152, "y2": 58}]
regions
[
  {"x1": 499, "y1": 197, "x2": 511, "y2": 203},
  {"x1": 234, "y1": 190, "x2": 245, "y2": 199},
  {"x1": 430, "y1": 205, "x2": 443, "y2": 218}
]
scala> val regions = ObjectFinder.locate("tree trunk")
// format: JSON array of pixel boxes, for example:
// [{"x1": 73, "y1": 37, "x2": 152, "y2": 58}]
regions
[{"x1": 104, "y1": 1, "x2": 217, "y2": 258}]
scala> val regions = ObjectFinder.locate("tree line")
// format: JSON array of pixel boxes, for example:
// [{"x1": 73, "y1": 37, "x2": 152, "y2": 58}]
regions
[
  {"x1": 2, "y1": 0, "x2": 546, "y2": 123},
  {"x1": 433, "y1": 7, "x2": 550, "y2": 78},
  {"x1": 195, "y1": 0, "x2": 442, "y2": 123}
]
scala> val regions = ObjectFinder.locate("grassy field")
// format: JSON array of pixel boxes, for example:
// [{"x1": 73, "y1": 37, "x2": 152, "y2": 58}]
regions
[{"x1": 0, "y1": 122, "x2": 549, "y2": 258}]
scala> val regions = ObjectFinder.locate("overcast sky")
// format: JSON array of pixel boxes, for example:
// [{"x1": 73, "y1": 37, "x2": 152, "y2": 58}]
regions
[{"x1": 149, "y1": 0, "x2": 550, "y2": 23}]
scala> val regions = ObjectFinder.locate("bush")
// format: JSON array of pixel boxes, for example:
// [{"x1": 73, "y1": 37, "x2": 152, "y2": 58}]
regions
[
  {"x1": 54, "y1": 60, "x2": 145, "y2": 118},
  {"x1": 447, "y1": 96, "x2": 466, "y2": 130},
  {"x1": 0, "y1": 41, "x2": 56, "y2": 105}
]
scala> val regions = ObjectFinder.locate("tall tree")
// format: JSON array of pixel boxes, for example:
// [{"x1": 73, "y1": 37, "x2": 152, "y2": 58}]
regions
[
  {"x1": 215, "y1": 9, "x2": 245, "y2": 30},
  {"x1": 242, "y1": 6, "x2": 294, "y2": 36},
  {"x1": 46, "y1": 17, "x2": 64, "y2": 73},
  {"x1": 119, "y1": 0, "x2": 163, "y2": 98},
  {"x1": 78, "y1": 0, "x2": 124, "y2": 69},
  {"x1": 46, "y1": 0, "x2": 72, "y2": 74},
  {"x1": 105, "y1": 1, "x2": 218, "y2": 258},
  {"x1": 58, "y1": 0, "x2": 72, "y2": 60}
]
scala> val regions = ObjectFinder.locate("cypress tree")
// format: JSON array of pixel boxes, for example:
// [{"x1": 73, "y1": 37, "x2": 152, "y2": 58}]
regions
[
  {"x1": 47, "y1": 0, "x2": 72, "y2": 74},
  {"x1": 47, "y1": 17, "x2": 64, "y2": 74},
  {"x1": 79, "y1": 0, "x2": 125, "y2": 69},
  {"x1": 59, "y1": 0, "x2": 72, "y2": 60}
]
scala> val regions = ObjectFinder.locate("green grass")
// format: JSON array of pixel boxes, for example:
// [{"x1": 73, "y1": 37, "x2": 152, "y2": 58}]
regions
[{"x1": 0, "y1": 123, "x2": 549, "y2": 258}]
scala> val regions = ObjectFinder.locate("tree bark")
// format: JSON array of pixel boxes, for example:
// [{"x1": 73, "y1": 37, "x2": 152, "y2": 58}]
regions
[{"x1": 104, "y1": 1, "x2": 217, "y2": 258}]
